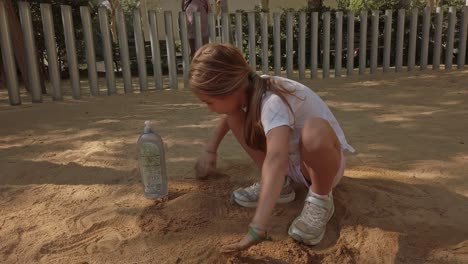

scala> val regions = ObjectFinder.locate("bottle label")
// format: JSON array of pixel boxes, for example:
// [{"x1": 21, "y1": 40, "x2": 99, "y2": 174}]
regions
[{"x1": 139, "y1": 142, "x2": 162, "y2": 194}]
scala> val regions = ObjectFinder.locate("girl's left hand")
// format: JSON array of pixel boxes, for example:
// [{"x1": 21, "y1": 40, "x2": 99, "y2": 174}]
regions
[
  {"x1": 220, "y1": 233, "x2": 260, "y2": 253},
  {"x1": 220, "y1": 227, "x2": 271, "y2": 253},
  {"x1": 194, "y1": 151, "x2": 217, "y2": 179}
]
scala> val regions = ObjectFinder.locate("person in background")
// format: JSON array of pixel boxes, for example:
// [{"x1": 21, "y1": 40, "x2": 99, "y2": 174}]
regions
[{"x1": 182, "y1": 0, "x2": 211, "y2": 58}]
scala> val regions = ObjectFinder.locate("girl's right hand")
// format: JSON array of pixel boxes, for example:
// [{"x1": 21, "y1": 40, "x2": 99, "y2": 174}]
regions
[{"x1": 195, "y1": 150, "x2": 217, "y2": 178}]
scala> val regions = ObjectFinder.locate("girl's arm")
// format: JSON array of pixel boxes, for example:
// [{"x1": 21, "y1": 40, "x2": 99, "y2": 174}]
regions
[
  {"x1": 221, "y1": 125, "x2": 290, "y2": 252},
  {"x1": 195, "y1": 116, "x2": 230, "y2": 178},
  {"x1": 252, "y1": 125, "x2": 290, "y2": 228},
  {"x1": 204, "y1": 115, "x2": 229, "y2": 153}
]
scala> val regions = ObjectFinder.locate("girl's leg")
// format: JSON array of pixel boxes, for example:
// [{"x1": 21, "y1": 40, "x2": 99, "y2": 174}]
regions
[
  {"x1": 226, "y1": 109, "x2": 265, "y2": 170},
  {"x1": 299, "y1": 117, "x2": 341, "y2": 195},
  {"x1": 288, "y1": 117, "x2": 341, "y2": 245}
]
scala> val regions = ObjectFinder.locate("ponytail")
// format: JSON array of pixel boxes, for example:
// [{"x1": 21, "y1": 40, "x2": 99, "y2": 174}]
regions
[
  {"x1": 244, "y1": 75, "x2": 268, "y2": 152},
  {"x1": 244, "y1": 75, "x2": 296, "y2": 151}
]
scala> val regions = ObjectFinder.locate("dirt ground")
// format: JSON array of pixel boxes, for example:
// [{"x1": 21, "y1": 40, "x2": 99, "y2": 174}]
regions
[{"x1": 0, "y1": 69, "x2": 467, "y2": 264}]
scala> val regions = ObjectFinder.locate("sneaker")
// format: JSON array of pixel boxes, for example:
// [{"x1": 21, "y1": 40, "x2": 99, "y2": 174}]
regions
[
  {"x1": 288, "y1": 190, "x2": 334, "y2": 245},
  {"x1": 232, "y1": 177, "x2": 295, "y2": 208}
]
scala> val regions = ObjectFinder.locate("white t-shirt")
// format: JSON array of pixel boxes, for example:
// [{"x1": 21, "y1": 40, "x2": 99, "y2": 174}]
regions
[{"x1": 260, "y1": 75, "x2": 355, "y2": 165}]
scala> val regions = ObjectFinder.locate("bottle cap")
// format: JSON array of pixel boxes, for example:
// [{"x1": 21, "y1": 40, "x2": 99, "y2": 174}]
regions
[{"x1": 144, "y1": 120, "x2": 153, "y2": 133}]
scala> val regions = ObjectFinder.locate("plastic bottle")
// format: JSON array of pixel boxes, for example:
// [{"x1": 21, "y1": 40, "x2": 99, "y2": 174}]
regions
[{"x1": 137, "y1": 121, "x2": 168, "y2": 199}]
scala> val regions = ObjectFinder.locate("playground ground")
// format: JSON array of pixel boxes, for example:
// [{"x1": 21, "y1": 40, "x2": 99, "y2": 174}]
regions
[{"x1": 0, "y1": 69, "x2": 467, "y2": 263}]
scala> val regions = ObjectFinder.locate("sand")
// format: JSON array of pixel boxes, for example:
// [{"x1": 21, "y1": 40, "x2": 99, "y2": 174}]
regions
[{"x1": 0, "y1": 69, "x2": 467, "y2": 264}]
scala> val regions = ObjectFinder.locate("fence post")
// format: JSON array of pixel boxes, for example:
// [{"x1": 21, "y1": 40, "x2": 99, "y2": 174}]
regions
[
  {"x1": 286, "y1": 12, "x2": 294, "y2": 78},
  {"x1": 0, "y1": 1, "x2": 20, "y2": 105},
  {"x1": 359, "y1": 11, "x2": 368, "y2": 75},
  {"x1": 148, "y1": 11, "x2": 163, "y2": 90},
  {"x1": 235, "y1": 12, "x2": 243, "y2": 51},
  {"x1": 445, "y1": 7, "x2": 456, "y2": 70},
  {"x1": 408, "y1": 9, "x2": 418, "y2": 71},
  {"x1": 98, "y1": 7, "x2": 116, "y2": 95},
  {"x1": 221, "y1": 12, "x2": 230, "y2": 43},
  {"x1": 116, "y1": 8, "x2": 132, "y2": 94},
  {"x1": 134, "y1": 9, "x2": 148, "y2": 91},
  {"x1": 383, "y1": 10, "x2": 392, "y2": 72},
  {"x1": 433, "y1": 7, "x2": 443, "y2": 70},
  {"x1": 323, "y1": 12, "x2": 331, "y2": 78},
  {"x1": 273, "y1": 12, "x2": 281, "y2": 76},
  {"x1": 395, "y1": 9, "x2": 405, "y2": 72},
  {"x1": 335, "y1": 11, "x2": 343, "y2": 78},
  {"x1": 19, "y1": 2, "x2": 43, "y2": 102},
  {"x1": 248, "y1": 12, "x2": 256, "y2": 71},
  {"x1": 420, "y1": 6, "x2": 431, "y2": 70},
  {"x1": 61, "y1": 5, "x2": 81, "y2": 99},
  {"x1": 370, "y1": 10, "x2": 379, "y2": 75},
  {"x1": 195, "y1": 12, "x2": 203, "y2": 49},
  {"x1": 208, "y1": 12, "x2": 216, "y2": 43},
  {"x1": 347, "y1": 11, "x2": 355, "y2": 76},
  {"x1": 179, "y1": 12, "x2": 190, "y2": 89},
  {"x1": 41, "y1": 4, "x2": 62, "y2": 100},
  {"x1": 164, "y1": 11, "x2": 178, "y2": 90},
  {"x1": 458, "y1": 6, "x2": 468, "y2": 68},
  {"x1": 311, "y1": 12, "x2": 319, "y2": 78},
  {"x1": 80, "y1": 6, "x2": 99, "y2": 96},
  {"x1": 299, "y1": 12, "x2": 306, "y2": 79},
  {"x1": 261, "y1": 12, "x2": 269, "y2": 74}
]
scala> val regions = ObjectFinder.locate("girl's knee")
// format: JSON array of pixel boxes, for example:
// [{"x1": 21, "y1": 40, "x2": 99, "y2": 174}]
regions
[{"x1": 301, "y1": 118, "x2": 340, "y2": 153}]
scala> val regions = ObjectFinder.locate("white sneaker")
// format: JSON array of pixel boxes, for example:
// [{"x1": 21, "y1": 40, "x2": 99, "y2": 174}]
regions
[
  {"x1": 288, "y1": 190, "x2": 334, "y2": 245},
  {"x1": 232, "y1": 177, "x2": 295, "y2": 208}
]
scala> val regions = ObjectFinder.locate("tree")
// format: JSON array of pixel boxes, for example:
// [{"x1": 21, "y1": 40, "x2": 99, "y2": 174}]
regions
[
  {"x1": 107, "y1": 0, "x2": 121, "y2": 43},
  {"x1": 427, "y1": 0, "x2": 440, "y2": 11},
  {"x1": 100, "y1": 0, "x2": 139, "y2": 42}
]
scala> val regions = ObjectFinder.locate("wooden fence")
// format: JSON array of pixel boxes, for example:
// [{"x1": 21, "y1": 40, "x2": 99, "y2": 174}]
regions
[{"x1": 0, "y1": 1, "x2": 467, "y2": 106}]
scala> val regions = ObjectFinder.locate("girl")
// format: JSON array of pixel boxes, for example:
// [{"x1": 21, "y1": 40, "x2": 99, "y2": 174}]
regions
[{"x1": 190, "y1": 43, "x2": 354, "y2": 253}]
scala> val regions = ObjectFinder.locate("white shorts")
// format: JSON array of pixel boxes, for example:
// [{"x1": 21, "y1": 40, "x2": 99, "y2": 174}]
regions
[{"x1": 287, "y1": 150, "x2": 345, "y2": 189}]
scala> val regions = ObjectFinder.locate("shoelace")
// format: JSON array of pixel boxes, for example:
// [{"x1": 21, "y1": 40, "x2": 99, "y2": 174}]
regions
[
  {"x1": 302, "y1": 201, "x2": 328, "y2": 229},
  {"x1": 245, "y1": 181, "x2": 290, "y2": 196},
  {"x1": 246, "y1": 182, "x2": 261, "y2": 195}
]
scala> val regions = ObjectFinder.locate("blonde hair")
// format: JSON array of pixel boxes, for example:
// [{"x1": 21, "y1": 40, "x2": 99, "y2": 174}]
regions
[{"x1": 189, "y1": 43, "x2": 294, "y2": 151}]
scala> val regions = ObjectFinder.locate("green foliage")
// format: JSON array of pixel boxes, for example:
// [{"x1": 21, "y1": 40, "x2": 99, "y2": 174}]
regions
[
  {"x1": 336, "y1": 0, "x2": 466, "y2": 12},
  {"x1": 16, "y1": 1, "x2": 96, "y2": 77},
  {"x1": 337, "y1": 0, "x2": 405, "y2": 12},
  {"x1": 231, "y1": 1, "x2": 467, "y2": 72},
  {"x1": 233, "y1": 5, "x2": 335, "y2": 70},
  {"x1": 14, "y1": 0, "x2": 139, "y2": 77}
]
